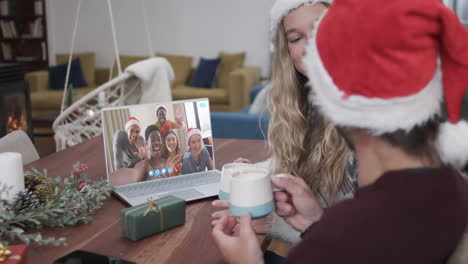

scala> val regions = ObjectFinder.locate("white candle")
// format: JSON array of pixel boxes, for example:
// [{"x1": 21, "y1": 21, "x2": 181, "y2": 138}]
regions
[{"x1": 0, "y1": 152, "x2": 25, "y2": 202}]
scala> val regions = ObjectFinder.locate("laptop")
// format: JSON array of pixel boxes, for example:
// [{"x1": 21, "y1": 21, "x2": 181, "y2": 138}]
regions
[{"x1": 101, "y1": 98, "x2": 221, "y2": 206}]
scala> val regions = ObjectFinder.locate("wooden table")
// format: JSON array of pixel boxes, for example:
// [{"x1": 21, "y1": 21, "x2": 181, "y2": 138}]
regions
[{"x1": 24, "y1": 136, "x2": 270, "y2": 264}]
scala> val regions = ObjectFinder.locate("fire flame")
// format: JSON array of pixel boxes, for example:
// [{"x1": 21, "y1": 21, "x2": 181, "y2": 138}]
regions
[{"x1": 6, "y1": 113, "x2": 27, "y2": 133}]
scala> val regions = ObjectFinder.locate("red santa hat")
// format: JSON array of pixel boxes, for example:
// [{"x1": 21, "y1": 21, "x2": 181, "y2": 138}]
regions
[
  {"x1": 303, "y1": 0, "x2": 468, "y2": 168},
  {"x1": 125, "y1": 117, "x2": 141, "y2": 132},
  {"x1": 186, "y1": 128, "x2": 203, "y2": 146},
  {"x1": 270, "y1": 0, "x2": 332, "y2": 51}
]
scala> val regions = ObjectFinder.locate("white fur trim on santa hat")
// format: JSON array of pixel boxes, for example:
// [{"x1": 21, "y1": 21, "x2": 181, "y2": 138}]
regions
[
  {"x1": 303, "y1": 10, "x2": 444, "y2": 135},
  {"x1": 435, "y1": 121, "x2": 468, "y2": 168},
  {"x1": 270, "y1": 0, "x2": 332, "y2": 52},
  {"x1": 125, "y1": 117, "x2": 140, "y2": 132},
  {"x1": 186, "y1": 128, "x2": 203, "y2": 146}
]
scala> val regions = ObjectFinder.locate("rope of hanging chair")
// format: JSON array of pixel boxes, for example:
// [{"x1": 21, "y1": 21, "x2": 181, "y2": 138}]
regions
[
  {"x1": 107, "y1": 0, "x2": 154, "y2": 81},
  {"x1": 60, "y1": 0, "x2": 124, "y2": 114},
  {"x1": 60, "y1": 0, "x2": 82, "y2": 114},
  {"x1": 107, "y1": 0, "x2": 122, "y2": 75},
  {"x1": 107, "y1": 6, "x2": 122, "y2": 81},
  {"x1": 141, "y1": 0, "x2": 154, "y2": 57}
]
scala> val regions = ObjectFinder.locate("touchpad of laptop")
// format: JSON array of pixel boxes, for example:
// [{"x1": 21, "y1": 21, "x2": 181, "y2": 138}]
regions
[{"x1": 166, "y1": 188, "x2": 205, "y2": 201}]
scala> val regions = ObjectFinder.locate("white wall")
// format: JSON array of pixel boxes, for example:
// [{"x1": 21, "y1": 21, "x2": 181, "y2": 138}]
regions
[{"x1": 46, "y1": 0, "x2": 274, "y2": 77}]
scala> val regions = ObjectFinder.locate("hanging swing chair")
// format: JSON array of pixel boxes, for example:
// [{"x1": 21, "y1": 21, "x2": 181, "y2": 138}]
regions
[{"x1": 52, "y1": 0, "x2": 173, "y2": 151}]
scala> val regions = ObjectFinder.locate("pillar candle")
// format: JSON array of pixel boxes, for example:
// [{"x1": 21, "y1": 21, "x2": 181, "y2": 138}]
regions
[{"x1": 0, "y1": 152, "x2": 25, "y2": 202}]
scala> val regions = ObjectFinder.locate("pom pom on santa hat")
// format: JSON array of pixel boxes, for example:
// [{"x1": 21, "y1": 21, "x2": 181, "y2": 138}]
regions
[
  {"x1": 436, "y1": 95, "x2": 468, "y2": 168},
  {"x1": 125, "y1": 117, "x2": 141, "y2": 132},
  {"x1": 302, "y1": 0, "x2": 468, "y2": 168}
]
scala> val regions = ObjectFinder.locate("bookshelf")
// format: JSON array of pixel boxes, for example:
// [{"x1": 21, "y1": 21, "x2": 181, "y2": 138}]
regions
[{"x1": 0, "y1": 0, "x2": 48, "y2": 72}]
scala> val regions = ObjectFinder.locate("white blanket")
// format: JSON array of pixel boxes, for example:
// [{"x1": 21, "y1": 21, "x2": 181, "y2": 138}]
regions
[{"x1": 124, "y1": 57, "x2": 174, "y2": 104}]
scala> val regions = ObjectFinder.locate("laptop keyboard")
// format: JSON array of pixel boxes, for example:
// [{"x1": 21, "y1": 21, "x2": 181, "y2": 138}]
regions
[{"x1": 115, "y1": 170, "x2": 220, "y2": 199}]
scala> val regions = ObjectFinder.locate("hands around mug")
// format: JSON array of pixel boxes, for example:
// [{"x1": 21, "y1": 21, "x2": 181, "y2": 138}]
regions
[
  {"x1": 211, "y1": 200, "x2": 273, "y2": 234},
  {"x1": 212, "y1": 213, "x2": 263, "y2": 264},
  {"x1": 271, "y1": 174, "x2": 324, "y2": 233}
]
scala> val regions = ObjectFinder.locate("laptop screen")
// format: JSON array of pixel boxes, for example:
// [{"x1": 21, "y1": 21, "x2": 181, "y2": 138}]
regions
[{"x1": 101, "y1": 98, "x2": 215, "y2": 186}]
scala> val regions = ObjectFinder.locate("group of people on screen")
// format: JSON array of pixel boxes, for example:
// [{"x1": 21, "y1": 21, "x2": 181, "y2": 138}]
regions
[{"x1": 111, "y1": 106, "x2": 213, "y2": 186}]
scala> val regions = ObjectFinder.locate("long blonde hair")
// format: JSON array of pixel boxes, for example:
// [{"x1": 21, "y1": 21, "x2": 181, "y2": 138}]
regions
[{"x1": 267, "y1": 21, "x2": 351, "y2": 202}]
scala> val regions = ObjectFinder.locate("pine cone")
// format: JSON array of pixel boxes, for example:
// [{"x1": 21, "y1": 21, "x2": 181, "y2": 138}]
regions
[
  {"x1": 25, "y1": 174, "x2": 43, "y2": 190},
  {"x1": 33, "y1": 184, "x2": 54, "y2": 204},
  {"x1": 14, "y1": 189, "x2": 41, "y2": 213}
]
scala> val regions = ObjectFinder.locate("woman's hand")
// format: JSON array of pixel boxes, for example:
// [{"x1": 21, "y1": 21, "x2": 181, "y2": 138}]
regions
[
  {"x1": 271, "y1": 174, "x2": 324, "y2": 232},
  {"x1": 175, "y1": 109, "x2": 184, "y2": 127},
  {"x1": 133, "y1": 139, "x2": 147, "y2": 159},
  {"x1": 232, "y1": 157, "x2": 253, "y2": 164},
  {"x1": 211, "y1": 200, "x2": 273, "y2": 234},
  {"x1": 212, "y1": 213, "x2": 264, "y2": 264}
]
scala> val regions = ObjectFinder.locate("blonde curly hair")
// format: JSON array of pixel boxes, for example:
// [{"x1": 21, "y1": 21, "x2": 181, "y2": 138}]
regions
[{"x1": 267, "y1": 20, "x2": 351, "y2": 202}]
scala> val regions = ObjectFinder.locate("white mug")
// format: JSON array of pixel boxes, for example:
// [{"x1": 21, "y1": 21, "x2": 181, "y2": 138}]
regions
[
  {"x1": 229, "y1": 168, "x2": 274, "y2": 219},
  {"x1": 219, "y1": 162, "x2": 254, "y2": 200}
]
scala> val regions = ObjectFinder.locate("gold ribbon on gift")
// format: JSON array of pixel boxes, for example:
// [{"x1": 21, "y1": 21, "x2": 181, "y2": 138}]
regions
[
  {"x1": 143, "y1": 197, "x2": 161, "y2": 216},
  {"x1": 123, "y1": 196, "x2": 176, "y2": 236},
  {"x1": 0, "y1": 243, "x2": 21, "y2": 262}
]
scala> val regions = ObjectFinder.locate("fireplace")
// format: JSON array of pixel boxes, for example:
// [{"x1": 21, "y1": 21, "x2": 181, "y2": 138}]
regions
[{"x1": 0, "y1": 63, "x2": 33, "y2": 140}]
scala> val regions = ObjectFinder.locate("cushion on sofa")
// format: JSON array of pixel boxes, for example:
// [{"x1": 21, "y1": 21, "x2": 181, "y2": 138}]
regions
[
  {"x1": 156, "y1": 53, "x2": 193, "y2": 87},
  {"x1": 56, "y1": 52, "x2": 96, "y2": 86},
  {"x1": 190, "y1": 57, "x2": 221, "y2": 88},
  {"x1": 171, "y1": 86, "x2": 229, "y2": 104},
  {"x1": 48, "y1": 59, "x2": 88, "y2": 90},
  {"x1": 216, "y1": 51, "x2": 245, "y2": 88}
]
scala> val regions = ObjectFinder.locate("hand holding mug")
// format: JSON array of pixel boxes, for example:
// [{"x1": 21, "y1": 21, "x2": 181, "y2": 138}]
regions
[
  {"x1": 211, "y1": 199, "x2": 273, "y2": 234},
  {"x1": 271, "y1": 174, "x2": 324, "y2": 232}
]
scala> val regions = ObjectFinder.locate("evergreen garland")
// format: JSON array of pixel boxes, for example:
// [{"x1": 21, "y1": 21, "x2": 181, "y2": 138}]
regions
[{"x1": 0, "y1": 162, "x2": 112, "y2": 246}]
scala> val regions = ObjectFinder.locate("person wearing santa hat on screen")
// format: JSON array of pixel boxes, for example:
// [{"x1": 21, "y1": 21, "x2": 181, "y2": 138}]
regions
[
  {"x1": 212, "y1": 0, "x2": 468, "y2": 263},
  {"x1": 180, "y1": 128, "x2": 214, "y2": 175},
  {"x1": 113, "y1": 117, "x2": 146, "y2": 169}
]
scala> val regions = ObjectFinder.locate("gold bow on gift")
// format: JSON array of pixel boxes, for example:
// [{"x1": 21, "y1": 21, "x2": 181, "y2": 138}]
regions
[
  {"x1": 144, "y1": 197, "x2": 161, "y2": 216},
  {"x1": 0, "y1": 243, "x2": 21, "y2": 262}
]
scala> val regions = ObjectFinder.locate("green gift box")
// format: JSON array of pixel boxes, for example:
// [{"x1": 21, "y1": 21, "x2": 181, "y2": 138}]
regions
[{"x1": 121, "y1": 195, "x2": 186, "y2": 241}]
